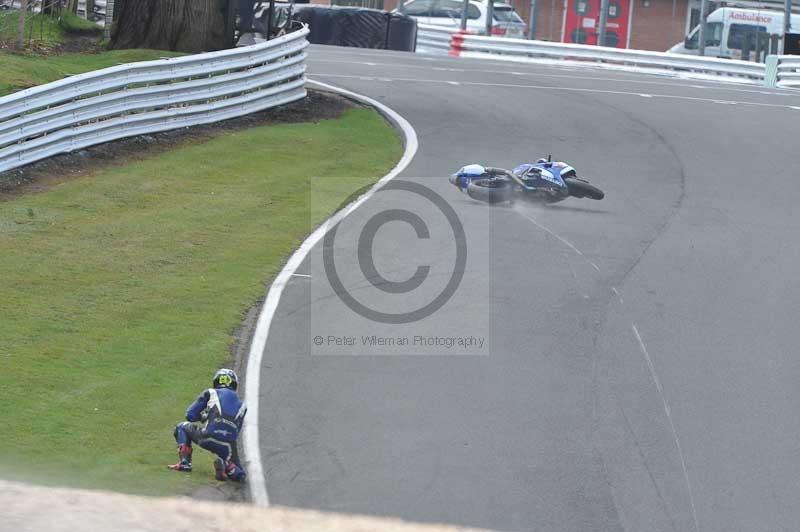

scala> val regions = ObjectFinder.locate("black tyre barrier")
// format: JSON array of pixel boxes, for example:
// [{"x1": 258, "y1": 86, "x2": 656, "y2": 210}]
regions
[
  {"x1": 291, "y1": 5, "x2": 417, "y2": 51},
  {"x1": 386, "y1": 12, "x2": 417, "y2": 51}
]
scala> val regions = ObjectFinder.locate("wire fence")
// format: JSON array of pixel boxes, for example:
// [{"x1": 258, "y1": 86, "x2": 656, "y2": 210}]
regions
[{"x1": 0, "y1": 0, "x2": 97, "y2": 49}]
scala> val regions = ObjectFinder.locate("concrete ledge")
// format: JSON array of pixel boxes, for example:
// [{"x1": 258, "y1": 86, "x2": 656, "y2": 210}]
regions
[{"x1": 0, "y1": 480, "x2": 485, "y2": 532}]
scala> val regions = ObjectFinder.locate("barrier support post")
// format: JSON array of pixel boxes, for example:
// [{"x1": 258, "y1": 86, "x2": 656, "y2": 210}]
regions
[
  {"x1": 485, "y1": 0, "x2": 494, "y2": 36},
  {"x1": 449, "y1": 31, "x2": 465, "y2": 56},
  {"x1": 764, "y1": 55, "x2": 780, "y2": 87},
  {"x1": 598, "y1": 0, "x2": 608, "y2": 46},
  {"x1": 698, "y1": 0, "x2": 708, "y2": 56},
  {"x1": 104, "y1": 0, "x2": 115, "y2": 40},
  {"x1": 528, "y1": 0, "x2": 538, "y2": 40}
]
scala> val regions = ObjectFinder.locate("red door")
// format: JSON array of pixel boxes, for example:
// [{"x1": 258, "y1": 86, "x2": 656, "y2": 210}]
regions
[{"x1": 562, "y1": 0, "x2": 631, "y2": 48}]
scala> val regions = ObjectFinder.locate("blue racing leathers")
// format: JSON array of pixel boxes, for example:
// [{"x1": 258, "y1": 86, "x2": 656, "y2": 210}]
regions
[
  {"x1": 186, "y1": 387, "x2": 247, "y2": 442},
  {"x1": 174, "y1": 387, "x2": 247, "y2": 478}
]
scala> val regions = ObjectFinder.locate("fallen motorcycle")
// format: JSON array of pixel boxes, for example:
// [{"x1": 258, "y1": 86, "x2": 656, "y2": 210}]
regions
[{"x1": 449, "y1": 157, "x2": 604, "y2": 204}]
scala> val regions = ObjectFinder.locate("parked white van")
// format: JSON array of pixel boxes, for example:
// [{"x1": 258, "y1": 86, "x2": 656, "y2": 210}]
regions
[{"x1": 668, "y1": 7, "x2": 800, "y2": 59}]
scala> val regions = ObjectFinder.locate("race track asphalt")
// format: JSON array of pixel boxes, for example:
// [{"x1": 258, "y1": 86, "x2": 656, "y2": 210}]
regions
[{"x1": 252, "y1": 46, "x2": 800, "y2": 531}]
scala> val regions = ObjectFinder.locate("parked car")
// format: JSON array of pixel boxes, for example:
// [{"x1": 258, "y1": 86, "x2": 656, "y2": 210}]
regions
[{"x1": 399, "y1": 0, "x2": 526, "y2": 38}]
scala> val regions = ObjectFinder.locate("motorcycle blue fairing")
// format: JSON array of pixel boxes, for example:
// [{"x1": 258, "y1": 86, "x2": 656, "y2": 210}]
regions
[
  {"x1": 512, "y1": 162, "x2": 570, "y2": 192},
  {"x1": 450, "y1": 164, "x2": 486, "y2": 190}
]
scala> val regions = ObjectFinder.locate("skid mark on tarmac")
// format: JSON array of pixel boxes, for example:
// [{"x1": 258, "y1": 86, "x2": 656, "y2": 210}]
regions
[
  {"x1": 632, "y1": 324, "x2": 701, "y2": 532},
  {"x1": 513, "y1": 208, "x2": 585, "y2": 257},
  {"x1": 611, "y1": 287, "x2": 624, "y2": 305},
  {"x1": 508, "y1": 203, "x2": 700, "y2": 531}
]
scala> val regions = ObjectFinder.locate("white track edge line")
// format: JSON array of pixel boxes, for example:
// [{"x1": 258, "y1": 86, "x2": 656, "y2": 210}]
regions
[{"x1": 242, "y1": 79, "x2": 419, "y2": 506}]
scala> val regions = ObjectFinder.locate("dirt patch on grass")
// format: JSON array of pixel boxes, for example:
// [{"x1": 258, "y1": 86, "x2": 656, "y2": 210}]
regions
[
  {"x1": 0, "y1": 90, "x2": 359, "y2": 201},
  {"x1": 53, "y1": 34, "x2": 105, "y2": 53}
]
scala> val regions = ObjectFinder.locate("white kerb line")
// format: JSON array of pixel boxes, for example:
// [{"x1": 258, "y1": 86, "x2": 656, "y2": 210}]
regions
[{"x1": 241, "y1": 80, "x2": 419, "y2": 507}]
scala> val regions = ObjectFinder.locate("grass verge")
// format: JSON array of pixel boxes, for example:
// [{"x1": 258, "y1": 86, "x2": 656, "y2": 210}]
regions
[
  {"x1": 0, "y1": 106, "x2": 403, "y2": 494},
  {"x1": 0, "y1": 48, "x2": 181, "y2": 97}
]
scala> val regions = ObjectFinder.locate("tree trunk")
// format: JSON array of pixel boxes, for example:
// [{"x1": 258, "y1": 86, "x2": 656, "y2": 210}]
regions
[
  {"x1": 15, "y1": 0, "x2": 28, "y2": 49},
  {"x1": 110, "y1": 0, "x2": 227, "y2": 53}
]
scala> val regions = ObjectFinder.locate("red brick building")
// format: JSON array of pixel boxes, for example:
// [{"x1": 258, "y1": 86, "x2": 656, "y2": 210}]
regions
[
  {"x1": 489, "y1": 0, "x2": 690, "y2": 51},
  {"x1": 318, "y1": 0, "x2": 692, "y2": 51}
]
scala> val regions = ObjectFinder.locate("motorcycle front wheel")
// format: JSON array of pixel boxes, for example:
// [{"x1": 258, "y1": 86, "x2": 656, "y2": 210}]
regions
[
  {"x1": 564, "y1": 178, "x2": 604, "y2": 200},
  {"x1": 466, "y1": 178, "x2": 515, "y2": 204}
]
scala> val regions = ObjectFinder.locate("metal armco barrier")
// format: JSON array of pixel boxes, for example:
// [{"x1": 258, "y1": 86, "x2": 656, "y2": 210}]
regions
[
  {"x1": 0, "y1": 27, "x2": 310, "y2": 174},
  {"x1": 415, "y1": 30, "x2": 800, "y2": 87},
  {"x1": 416, "y1": 24, "x2": 457, "y2": 55},
  {"x1": 764, "y1": 55, "x2": 800, "y2": 87},
  {"x1": 451, "y1": 34, "x2": 765, "y2": 80}
]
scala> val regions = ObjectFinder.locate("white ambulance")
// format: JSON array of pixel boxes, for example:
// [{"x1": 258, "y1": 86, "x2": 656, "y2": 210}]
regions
[{"x1": 668, "y1": 7, "x2": 800, "y2": 59}]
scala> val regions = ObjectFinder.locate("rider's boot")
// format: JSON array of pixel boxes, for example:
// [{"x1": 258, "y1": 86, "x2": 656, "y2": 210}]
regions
[
  {"x1": 168, "y1": 444, "x2": 193, "y2": 472},
  {"x1": 214, "y1": 457, "x2": 246, "y2": 482},
  {"x1": 225, "y1": 461, "x2": 247, "y2": 482},
  {"x1": 213, "y1": 457, "x2": 227, "y2": 481}
]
